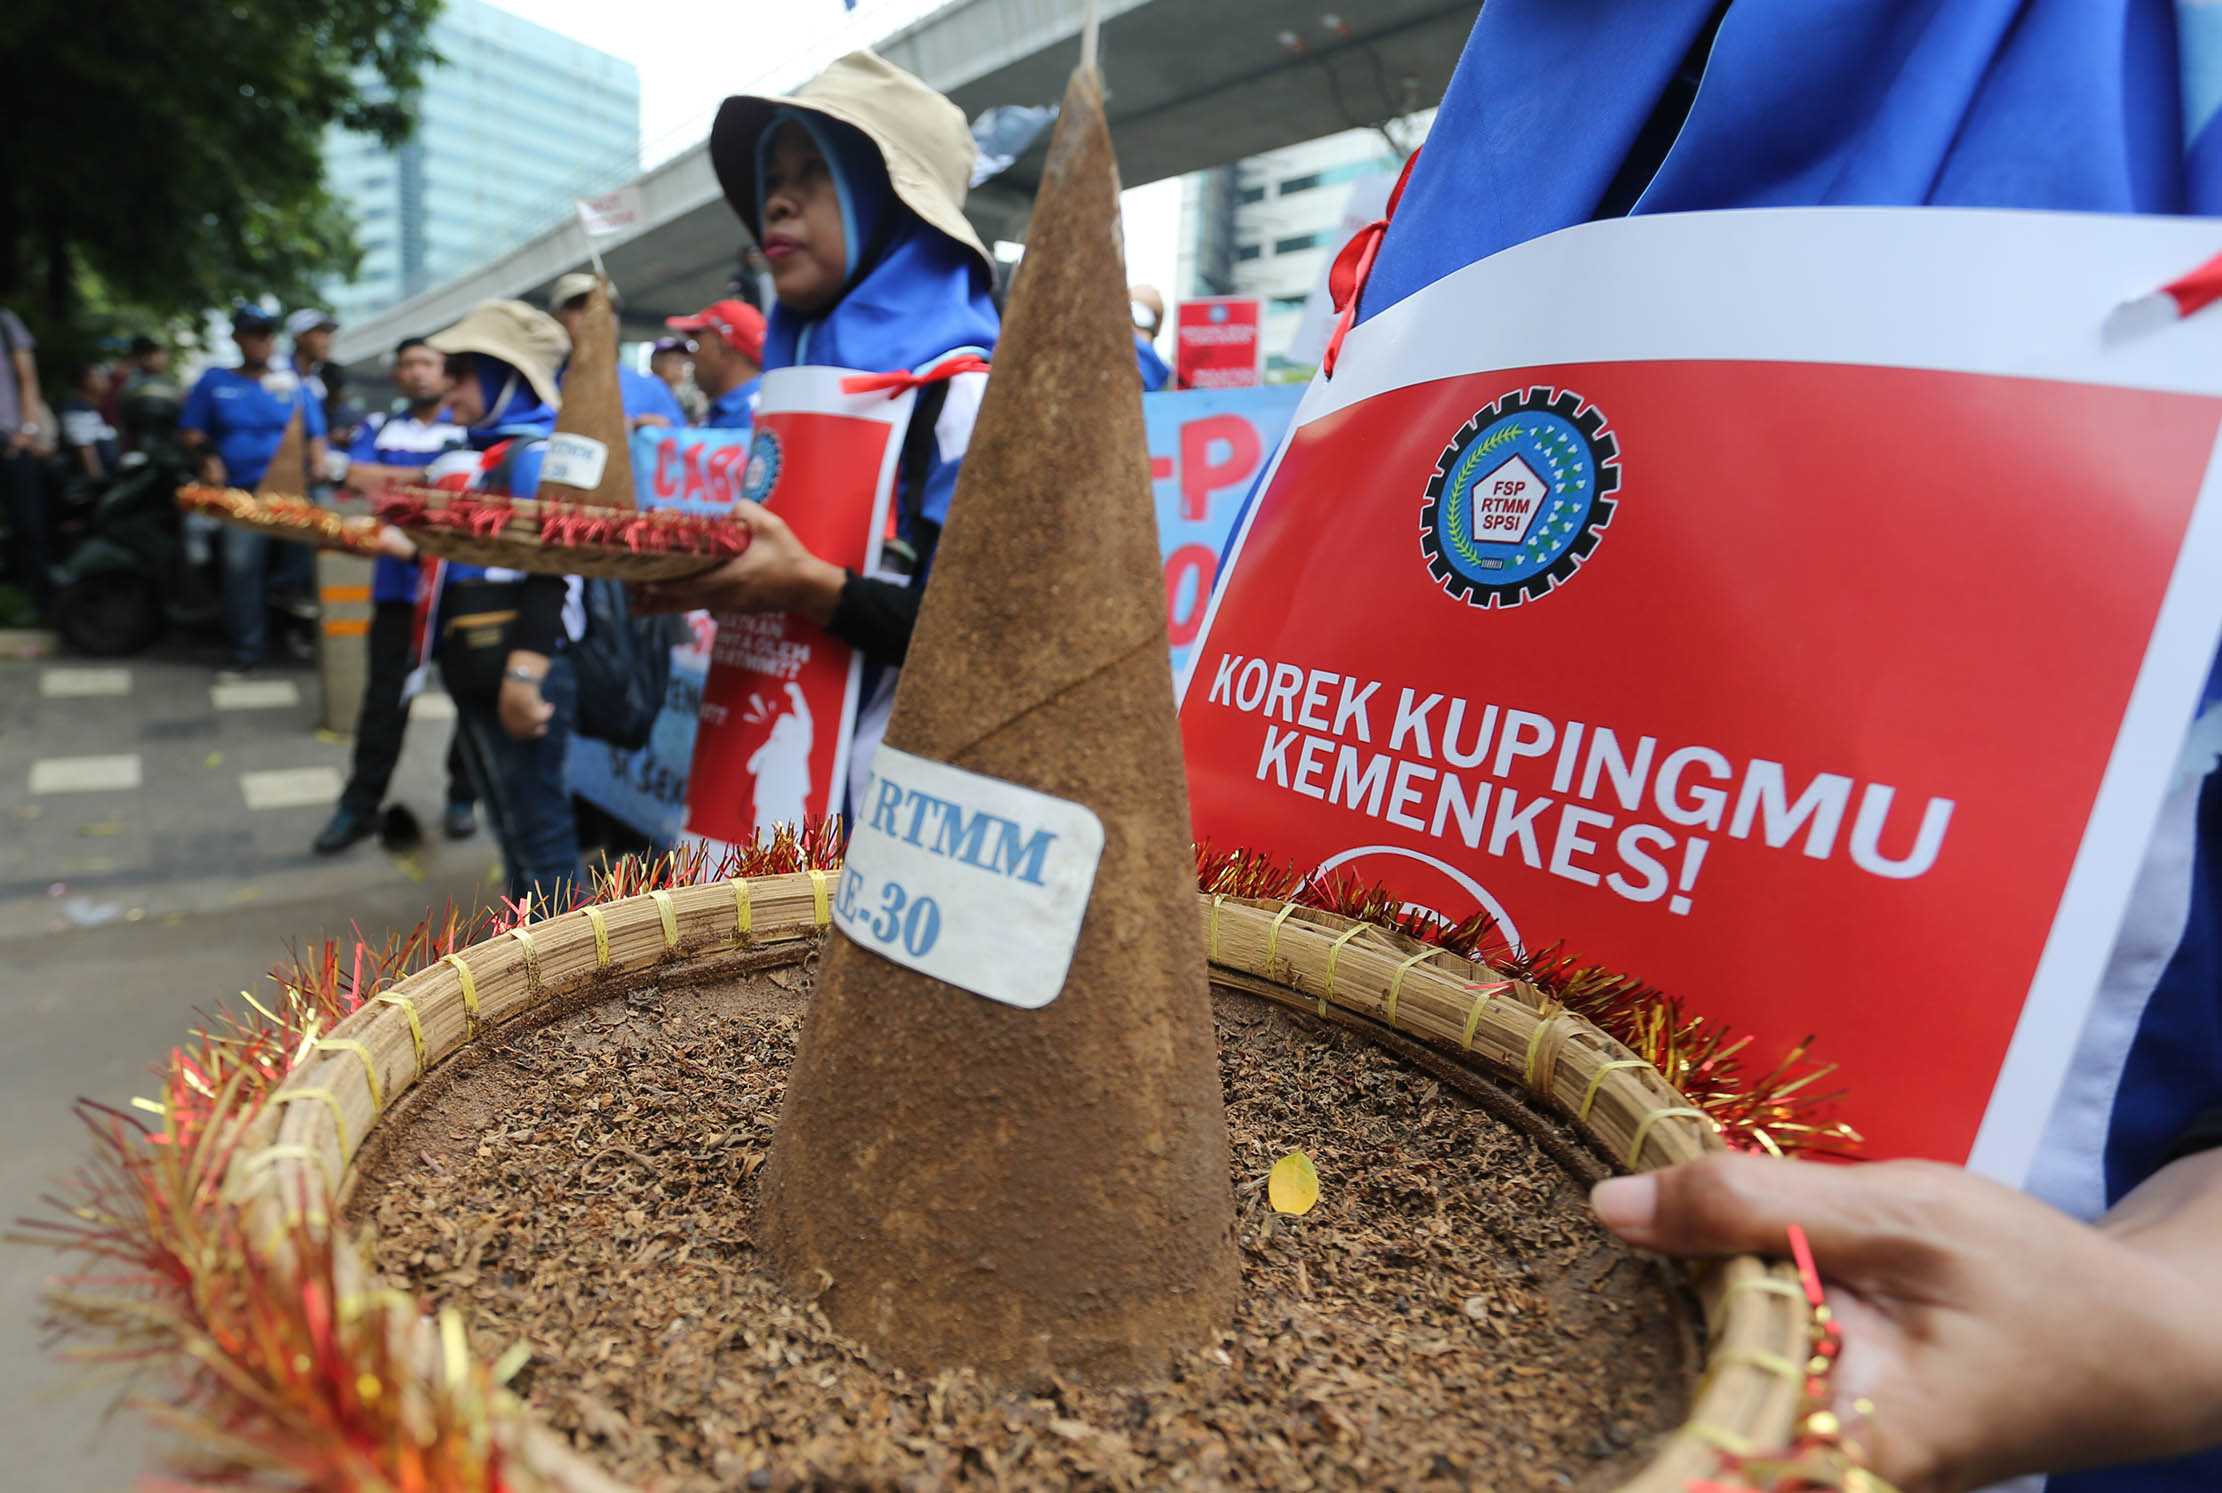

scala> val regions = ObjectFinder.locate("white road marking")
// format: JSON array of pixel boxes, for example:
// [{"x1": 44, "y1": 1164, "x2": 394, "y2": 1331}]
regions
[
  {"x1": 29, "y1": 754, "x2": 143, "y2": 794},
  {"x1": 409, "y1": 691, "x2": 457, "y2": 721},
  {"x1": 239, "y1": 766, "x2": 344, "y2": 811},
  {"x1": 212, "y1": 678, "x2": 302, "y2": 711},
  {"x1": 41, "y1": 666, "x2": 130, "y2": 698}
]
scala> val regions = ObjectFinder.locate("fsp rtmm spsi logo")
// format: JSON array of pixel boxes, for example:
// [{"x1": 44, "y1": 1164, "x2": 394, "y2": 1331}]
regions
[{"x1": 1419, "y1": 386, "x2": 1620, "y2": 608}]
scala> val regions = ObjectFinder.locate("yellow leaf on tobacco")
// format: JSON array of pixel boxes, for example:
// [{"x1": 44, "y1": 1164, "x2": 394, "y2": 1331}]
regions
[{"x1": 1268, "y1": 1151, "x2": 1319, "y2": 1216}]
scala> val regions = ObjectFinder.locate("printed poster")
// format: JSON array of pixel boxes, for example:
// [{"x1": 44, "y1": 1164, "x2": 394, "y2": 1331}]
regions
[
  {"x1": 1178, "y1": 208, "x2": 2222, "y2": 1174},
  {"x1": 683, "y1": 368, "x2": 911, "y2": 847},
  {"x1": 1175, "y1": 296, "x2": 1264, "y2": 389}
]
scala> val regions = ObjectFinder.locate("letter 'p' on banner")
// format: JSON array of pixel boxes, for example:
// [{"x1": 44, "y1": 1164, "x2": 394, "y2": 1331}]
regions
[{"x1": 1179, "y1": 208, "x2": 2222, "y2": 1174}]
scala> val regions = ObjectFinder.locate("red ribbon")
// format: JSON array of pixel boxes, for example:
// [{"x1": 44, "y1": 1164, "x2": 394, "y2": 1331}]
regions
[
  {"x1": 2161, "y1": 248, "x2": 2222, "y2": 319},
  {"x1": 1321, "y1": 147, "x2": 1422, "y2": 378},
  {"x1": 840, "y1": 352, "x2": 994, "y2": 396}
]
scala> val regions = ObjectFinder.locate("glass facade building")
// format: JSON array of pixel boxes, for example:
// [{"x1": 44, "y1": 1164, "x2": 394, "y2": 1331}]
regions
[
  {"x1": 322, "y1": 0, "x2": 640, "y2": 324},
  {"x1": 1176, "y1": 113, "x2": 1432, "y2": 375}
]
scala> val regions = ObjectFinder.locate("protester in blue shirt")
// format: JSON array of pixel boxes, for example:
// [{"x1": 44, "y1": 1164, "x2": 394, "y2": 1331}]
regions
[
  {"x1": 1132, "y1": 284, "x2": 1172, "y2": 392},
  {"x1": 313, "y1": 336, "x2": 473, "y2": 856},
  {"x1": 548, "y1": 273, "x2": 687, "y2": 430},
  {"x1": 1350, "y1": 6, "x2": 2222, "y2": 1490},
  {"x1": 179, "y1": 305, "x2": 329, "y2": 675},
  {"x1": 418, "y1": 300, "x2": 582, "y2": 906},
  {"x1": 665, "y1": 298, "x2": 764, "y2": 430}
]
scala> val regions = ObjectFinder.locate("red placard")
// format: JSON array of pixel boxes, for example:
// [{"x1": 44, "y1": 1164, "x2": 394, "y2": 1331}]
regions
[
  {"x1": 1175, "y1": 296, "x2": 1263, "y2": 389},
  {"x1": 684, "y1": 369, "x2": 911, "y2": 846},
  {"x1": 1179, "y1": 209, "x2": 2222, "y2": 1174}
]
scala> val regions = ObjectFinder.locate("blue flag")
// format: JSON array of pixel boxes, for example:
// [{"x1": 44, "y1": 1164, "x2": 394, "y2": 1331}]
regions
[{"x1": 1363, "y1": 0, "x2": 2222, "y2": 323}]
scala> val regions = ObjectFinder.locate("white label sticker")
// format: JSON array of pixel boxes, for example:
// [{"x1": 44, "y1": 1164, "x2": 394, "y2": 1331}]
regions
[
  {"x1": 540, "y1": 432, "x2": 609, "y2": 490},
  {"x1": 833, "y1": 745, "x2": 1105, "y2": 1009}
]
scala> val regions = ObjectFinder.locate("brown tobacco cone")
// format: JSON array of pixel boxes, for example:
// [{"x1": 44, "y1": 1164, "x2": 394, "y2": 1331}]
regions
[
  {"x1": 256, "y1": 406, "x2": 309, "y2": 499},
  {"x1": 757, "y1": 66, "x2": 1238, "y2": 1382},
  {"x1": 537, "y1": 275, "x2": 635, "y2": 507}
]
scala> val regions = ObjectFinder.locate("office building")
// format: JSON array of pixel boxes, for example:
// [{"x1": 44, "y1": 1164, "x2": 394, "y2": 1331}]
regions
[
  {"x1": 1176, "y1": 113, "x2": 1431, "y2": 375},
  {"x1": 322, "y1": 0, "x2": 641, "y2": 324}
]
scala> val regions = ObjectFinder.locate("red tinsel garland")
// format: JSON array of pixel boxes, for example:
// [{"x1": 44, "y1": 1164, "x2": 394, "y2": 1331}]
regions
[{"x1": 374, "y1": 488, "x2": 753, "y2": 559}]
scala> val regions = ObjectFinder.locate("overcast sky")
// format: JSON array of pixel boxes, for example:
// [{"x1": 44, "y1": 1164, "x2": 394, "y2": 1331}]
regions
[{"x1": 496, "y1": 0, "x2": 1187, "y2": 308}]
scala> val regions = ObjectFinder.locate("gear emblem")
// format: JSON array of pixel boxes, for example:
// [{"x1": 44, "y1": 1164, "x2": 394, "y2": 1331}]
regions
[
  {"x1": 1418, "y1": 386, "x2": 1620, "y2": 607},
  {"x1": 740, "y1": 427, "x2": 782, "y2": 504}
]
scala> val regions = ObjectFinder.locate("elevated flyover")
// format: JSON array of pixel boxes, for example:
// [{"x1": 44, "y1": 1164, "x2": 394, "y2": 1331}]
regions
[{"x1": 333, "y1": 0, "x2": 1475, "y2": 377}]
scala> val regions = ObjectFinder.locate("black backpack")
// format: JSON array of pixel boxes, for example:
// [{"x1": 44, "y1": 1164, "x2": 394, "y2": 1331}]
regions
[
  {"x1": 479, "y1": 436, "x2": 681, "y2": 751},
  {"x1": 572, "y1": 576, "x2": 682, "y2": 750}
]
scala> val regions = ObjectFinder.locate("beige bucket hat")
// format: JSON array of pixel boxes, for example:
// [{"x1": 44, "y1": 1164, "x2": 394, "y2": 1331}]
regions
[
  {"x1": 710, "y1": 50, "x2": 990, "y2": 276},
  {"x1": 427, "y1": 299, "x2": 569, "y2": 411}
]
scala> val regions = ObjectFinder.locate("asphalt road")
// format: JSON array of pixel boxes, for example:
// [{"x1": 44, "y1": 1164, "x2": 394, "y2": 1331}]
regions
[{"x1": 0, "y1": 632, "x2": 498, "y2": 1490}]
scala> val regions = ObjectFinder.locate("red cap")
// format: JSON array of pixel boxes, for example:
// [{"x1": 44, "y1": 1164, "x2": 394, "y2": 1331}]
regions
[{"x1": 665, "y1": 299, "x2": 766, "y2": 364}]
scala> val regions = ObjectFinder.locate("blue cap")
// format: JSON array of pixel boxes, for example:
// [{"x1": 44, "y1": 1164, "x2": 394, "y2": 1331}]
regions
[{"x1": 231, "y1": 305, "x2": 281, "y2": 334}]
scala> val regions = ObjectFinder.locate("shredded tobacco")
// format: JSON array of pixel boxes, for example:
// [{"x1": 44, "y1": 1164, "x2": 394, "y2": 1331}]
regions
[{"x1": 351, "y1": 965, "x2": 1701, "y2": 1491}]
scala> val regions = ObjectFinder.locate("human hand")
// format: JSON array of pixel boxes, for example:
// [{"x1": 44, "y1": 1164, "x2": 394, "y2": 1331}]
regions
[
  {"x1": 1591, "y1": 1154, "x2": 2222, "y2": 1492},
  {"x1": 631, "y1": 414, "x2": 673, "y2": 430},
  {"x1": 199, "y1": 452, "x2": 227, "y2": 486},
  {"x1": 374, "y1": 524, "x2": 418, "y2": 562},
  {"x1": 499, "y1": 679, "x2": 553, "y2": 740},
  {"x1": 631, "y1": 500, "x2": 843, "y2": 623},
  {"x1": 5, "y1": 429, "x2": 29, "y2": 456}
]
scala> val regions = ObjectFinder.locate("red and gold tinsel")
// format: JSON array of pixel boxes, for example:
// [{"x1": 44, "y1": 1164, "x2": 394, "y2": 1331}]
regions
[
  {"x1": 374, "y1": 488, "x2": 754, "y2": 561},
  {"x1": 177, "y1": 485, "x2": 386, "y2": 558}
]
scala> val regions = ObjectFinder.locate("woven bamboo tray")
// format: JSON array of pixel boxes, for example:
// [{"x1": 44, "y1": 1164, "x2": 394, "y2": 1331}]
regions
[
  {"x1": 176, "y1": 484, "x2": 384, "y2": 557},
  {"x1": 376, "y1": 485, "x2": 748, "y2": 582},
  {"x1": 215, "y1": 877, "x2": 1814, "y2": 1492}
]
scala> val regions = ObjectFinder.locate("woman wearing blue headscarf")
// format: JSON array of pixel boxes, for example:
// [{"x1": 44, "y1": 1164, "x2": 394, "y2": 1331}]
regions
[
  {"x1": 1339, "y1": 8, "x2": 2222, "y2": 1493},
  {"x1": 406, "y1": 299, "x2": 585, "y2": 907},
  {"x1": 638, "y1": 52, "x2": 1001, "y2": 827}
]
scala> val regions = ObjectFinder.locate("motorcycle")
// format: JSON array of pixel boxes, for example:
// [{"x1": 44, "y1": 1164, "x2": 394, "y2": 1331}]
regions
[{"x1": 50, "y1": 377, "x2": 222, "y2": 657}]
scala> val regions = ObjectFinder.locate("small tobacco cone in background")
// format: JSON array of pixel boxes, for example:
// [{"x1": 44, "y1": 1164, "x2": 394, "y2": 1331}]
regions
[
  {"x1": 758, "y1": 65, "x2": 1239, "y2": 1381},
  {"x1": 536, "y1": 275, "x2": 635, "y2": 507},
  {"x1": 256, "y1": 406, "x2": 309, "y2": 498}
]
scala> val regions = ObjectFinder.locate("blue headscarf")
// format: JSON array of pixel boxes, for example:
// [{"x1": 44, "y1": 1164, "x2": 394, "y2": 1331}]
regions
[
  {"x1": 757, "y1": 109, "x2": 999, "y2": 374},
  {"x1": 463, "y1": 354, "x2": 557, "y2": 452},
  {"x1": 1362, "y1": 0, "x2": 2222, "y2": 322}
]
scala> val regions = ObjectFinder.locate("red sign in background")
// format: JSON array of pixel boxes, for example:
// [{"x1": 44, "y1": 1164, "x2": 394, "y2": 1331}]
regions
[
  {"x1": 1181, "y1": 358, "x2": 2222, "y2": 1163},
  {"x1": 1176, "y1": 297, "x2": 1263, "y2": 390},
  {"x1": 684, "y1": 404, "x2": 893, "y2": 846}
]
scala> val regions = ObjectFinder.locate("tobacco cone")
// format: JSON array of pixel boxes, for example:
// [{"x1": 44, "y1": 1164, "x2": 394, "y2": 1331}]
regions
[
  {"x1": 537, "y1": 275, "x2": 635, "y2": 507},
  {"x1": 758, "y1": 67, "x2": 1239, "y2": 1381},
  {"x1": 256, "y1": 405, "x2": 309, "y2": 499}
]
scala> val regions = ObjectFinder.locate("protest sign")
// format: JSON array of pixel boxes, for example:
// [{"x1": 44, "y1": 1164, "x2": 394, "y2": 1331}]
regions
[
  {"x1": 1148, "y1": 386, "x2": 1301, "y2": 679},
  {"x1": 575, "y1": 186, "x2": 645, "y2": 239},
  {"x1": 1179, "y1": 208, "x2": 2222, "y2": 1174},
  {"x1": 682, "y1": 369, "x2": 910, "y2": 850},
  {"x1": 1175, "y1": 297, "x2": 1263, "y2": 389}
]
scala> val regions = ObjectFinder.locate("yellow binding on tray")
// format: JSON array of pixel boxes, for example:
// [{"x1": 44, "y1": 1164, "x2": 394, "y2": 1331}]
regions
[
  {"x1": 373, "y1": 991, "x2": 426, "y2": 1073},
  {"x1": 442, "y1": 953, "x2": 481, "y2": 1038},
  {"x1": 273, "y1": 1088, "x2": 350, "y2": 1158}
]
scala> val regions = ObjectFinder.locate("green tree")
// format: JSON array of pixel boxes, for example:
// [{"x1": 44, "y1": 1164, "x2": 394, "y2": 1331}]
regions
[{"x1": 0, "y1": 0, "x2": 442, "y2": 353}]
